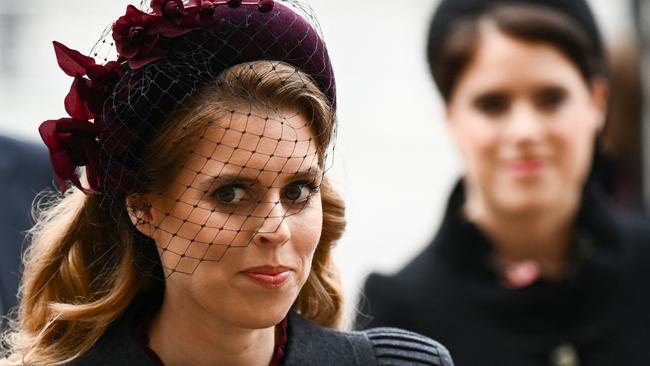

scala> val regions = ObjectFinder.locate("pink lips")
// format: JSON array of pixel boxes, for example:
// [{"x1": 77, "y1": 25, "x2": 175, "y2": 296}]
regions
[
  {"x1": 509, "y1": 159, "x2": 544, "y2": 177},
  {"x1": 242, "y1": 266, "x2": 291, "y2": 287}
]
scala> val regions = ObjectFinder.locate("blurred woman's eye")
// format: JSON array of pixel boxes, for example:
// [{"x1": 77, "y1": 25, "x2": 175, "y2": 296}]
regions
[
  {"x1": 214, "y1": 184, "x2": 249, "y2": 204},
  {"x1": 473, "y1": 93, "x2": 509, "y2": 116},
  {"x1": 283, "y1": 181, "x2": 318, "y2": 203},
  {"x1": 535, "y1": 87, "x2": 567, "y2": 112}
]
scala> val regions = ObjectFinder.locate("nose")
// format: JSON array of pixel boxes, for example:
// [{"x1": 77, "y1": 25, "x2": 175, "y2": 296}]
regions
[
  {"x1": 252, "y1": 199, "x2": 291, "y2": 247},
  {"x1": 505, "y1": 102, "x2": 545, "y2": 145}
]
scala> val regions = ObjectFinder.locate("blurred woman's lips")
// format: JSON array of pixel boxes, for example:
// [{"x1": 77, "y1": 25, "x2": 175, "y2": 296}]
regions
[
  {"x1": 241, "y1": 266, "x2": 292, "y2": 287},
  {"x1": 508, "y1": 159, "x2": 545, "y2": 177}
]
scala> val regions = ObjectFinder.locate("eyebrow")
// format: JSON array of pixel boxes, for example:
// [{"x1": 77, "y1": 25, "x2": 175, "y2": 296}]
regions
[{"x1": 196, "y1": 166, "x2": 323, "y2": 192}]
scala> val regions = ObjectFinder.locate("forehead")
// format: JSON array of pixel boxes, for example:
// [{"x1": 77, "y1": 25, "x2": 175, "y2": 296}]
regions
[
  {"x1": 186, "y1": 104, "x2": 318, "y2": 174},
  {"x1": 458, "y1": 28, "x2": 585, "y2": 92}
]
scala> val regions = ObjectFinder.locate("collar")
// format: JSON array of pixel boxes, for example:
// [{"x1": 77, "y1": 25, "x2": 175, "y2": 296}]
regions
[
  {"x1": 433, "y1": 179, "x2": 623, "y2": 284},
  {"x1": 426, "y1": 180, "x2": 627, "y2": 333}
]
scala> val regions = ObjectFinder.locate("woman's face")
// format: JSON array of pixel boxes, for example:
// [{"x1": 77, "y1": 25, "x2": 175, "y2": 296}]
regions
[
  {"x1": 139, "y1": 104, "x2": 323, "y2": 329},
  {"x1": 446, "y1": 28, "x2": 607, "y2": 214}
]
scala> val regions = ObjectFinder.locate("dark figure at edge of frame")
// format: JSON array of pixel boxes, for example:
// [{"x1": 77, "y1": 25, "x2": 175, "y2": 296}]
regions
[{"x1": 0, "y1": 134, "x2": 51, "y2": 329}]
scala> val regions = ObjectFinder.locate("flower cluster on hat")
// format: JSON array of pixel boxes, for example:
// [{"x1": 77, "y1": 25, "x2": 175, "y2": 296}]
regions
[
  {"x1": 39, "y1": 42, "x2": 128, "y2": 193},
  {"x1": 41, "y1": 0, "x2": 277, "y2": 193},
  {"x1": 112, "y1": 1, "x2": 274, "y2": 69}
]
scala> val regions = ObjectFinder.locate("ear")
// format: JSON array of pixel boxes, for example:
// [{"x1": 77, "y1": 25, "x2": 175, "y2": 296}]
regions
[
  {"x1": 589, "y1": 77, "x2": 609, "y2": 133},
  {"x1": 126, "y1": 194, "x2": 155, "y2": 236}
]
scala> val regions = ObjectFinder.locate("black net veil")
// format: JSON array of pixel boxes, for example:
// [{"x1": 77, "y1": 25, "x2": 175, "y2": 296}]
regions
[{"x1": 70, "y1": 0, "x2": 338, "y2": 278}]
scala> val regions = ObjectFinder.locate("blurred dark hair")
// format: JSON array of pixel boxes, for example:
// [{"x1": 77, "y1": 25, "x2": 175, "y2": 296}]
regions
[{"x1": 429, "y1": 4, "x2": 607, "y2": 102}]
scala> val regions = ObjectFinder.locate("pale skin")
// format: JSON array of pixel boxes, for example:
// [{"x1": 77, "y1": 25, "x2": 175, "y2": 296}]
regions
[
  {"x1": 446, "y1": 25, "x2": 608, "y2": 282},
  {"x1": 129, "y1": 104, "x2": 323, "y2": 366}
]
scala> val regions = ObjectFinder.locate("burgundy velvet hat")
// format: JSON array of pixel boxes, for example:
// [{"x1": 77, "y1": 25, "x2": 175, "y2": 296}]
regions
[{"x1": 40, "y1": 0, "x2": 336, "y2": 196}]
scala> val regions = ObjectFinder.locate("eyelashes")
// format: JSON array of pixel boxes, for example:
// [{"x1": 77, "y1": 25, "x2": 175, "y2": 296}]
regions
[
  {"x1": 214, "y1": 183, "x2": 252, "y2": 205},
  {"x1": 471, "y1": 87, "x2": 569, "y2": 117},
  {"x1": 474, "y1": 93, "x2": 509, "y2": 116},
  {"x1": 211, "y1": 180, "x2": 320, "y2": 207}
]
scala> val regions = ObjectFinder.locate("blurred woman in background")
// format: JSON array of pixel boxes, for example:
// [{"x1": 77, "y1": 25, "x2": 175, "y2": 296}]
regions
[{"x1": 358, "y1": 0, "x2": 650, "y2": 365}]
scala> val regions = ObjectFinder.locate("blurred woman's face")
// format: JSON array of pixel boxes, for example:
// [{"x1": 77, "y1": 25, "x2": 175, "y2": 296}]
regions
[
  {"x1": 136, "y1": 104, "x2": 323, "y2": 329},
  {"x1": 446, "y1": 28, "x2": 607, "y2": 214}
]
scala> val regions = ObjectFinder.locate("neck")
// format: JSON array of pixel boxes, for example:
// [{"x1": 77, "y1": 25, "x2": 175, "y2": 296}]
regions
[
  {"x1": 148, "y1": 291, "x2": 276, "y2": 366},
  {"x1": 464, "y1": 184, "x2": 581, "y2": 280}
]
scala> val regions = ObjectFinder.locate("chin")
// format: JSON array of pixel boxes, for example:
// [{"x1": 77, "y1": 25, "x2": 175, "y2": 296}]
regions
[
  {"x1": 496, "y1": 187, "x2": 554, "y2": 214},
  {"x1": 236, "y1": 301, "x2": 293, "y2": 329},
  {"x1": 234, "y1": 287, "x2": 299, "y2": 326}
]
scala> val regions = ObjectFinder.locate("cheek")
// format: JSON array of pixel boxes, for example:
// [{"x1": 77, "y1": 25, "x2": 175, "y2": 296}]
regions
[
  {"x1": 289, "y1": 203, "x2": 323, "y2": 272},
  {"x1": 453, "y1": 118, "x2": 501, "y2": 176},
  {"x1": 152, "y1": 200, "x2": 256, "y2": 272},
  {"x1": 547, "y1": 114, "x2": 598, "y2": 183}
]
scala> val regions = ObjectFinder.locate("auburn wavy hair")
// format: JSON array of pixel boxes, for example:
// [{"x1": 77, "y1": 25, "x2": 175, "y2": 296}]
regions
[{"x1": 1, "y1": 61, "x2": 345, "y2": 365}]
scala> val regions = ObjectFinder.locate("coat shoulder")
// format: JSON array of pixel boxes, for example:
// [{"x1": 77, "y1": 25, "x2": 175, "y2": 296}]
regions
[
  {"x1": 363, "y1": 327, "x2": 453, "y2": 366},
  {"x1": 355, "y1": 244, "x2": 440, "y2": 328},
  {"x1": 286, "y1": 312, "x2": 453, "y2": 366},
  {"x1": 363, "y1": 242, "x2": 439, "y2": 298}
]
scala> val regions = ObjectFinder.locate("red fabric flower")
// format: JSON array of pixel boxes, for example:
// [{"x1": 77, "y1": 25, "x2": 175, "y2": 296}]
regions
[
  {"x1": 53, "y1": 40, "x2": 96, "y2": 77},
  {"x1": 84, "y1": 61, "x2": 126, "y2": 114},
  {"x1": 197, "y1": 1, "x2": 217, "y2": 26},
  {"x1": 185, "y1": 0, "x2": 219, "y2": 26},
  {"x1": 186, "y1": 0, "x2": 206, "y2": 6},
  {"x1": 65, "y1": 62, "x2": 126, "y2": 120},
  {"x1": 39, "y1": 118, "x2": 102, "y2": 194},
  {"x1": 46, "y1": 42, "x2": 126, "y2": 193},
  {"x1": 53, "y1": 42, "x2": 126, "y2": 119},
  {"x1": 151, "y1": 0, "x2": 199, "y2": 37},
  {"x1": 258, "y1": 0, "x2": 274, "y2": 13},
  {"x1": 151, "y1": 0, "x2": 184, "y2": 17},
  {"x1": 113, "y1": 5, "x2": 167, "y2": 69}
]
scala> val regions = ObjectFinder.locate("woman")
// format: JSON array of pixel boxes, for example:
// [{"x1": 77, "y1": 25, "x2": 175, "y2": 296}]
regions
[
  {"x1": 357, "y1": 0, "x2": 650, "y2": 365},
  {"x1": 0, "y1": 1, "x2": 453, "y2": 365}
]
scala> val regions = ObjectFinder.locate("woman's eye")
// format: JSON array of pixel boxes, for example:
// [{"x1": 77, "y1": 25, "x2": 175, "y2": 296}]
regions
[
  {"x1": 283, "y1": 182, "x2": 316, "y2": 202},
  {"x1": 536, "y1": 88, "x2": 567, "y2": 111},
  {"x1": 474, "y1": 93, "x2": 509, "y2": 116},
  {"x1": 214, "y1": 185, "x2": 248, "y2": 204}
]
